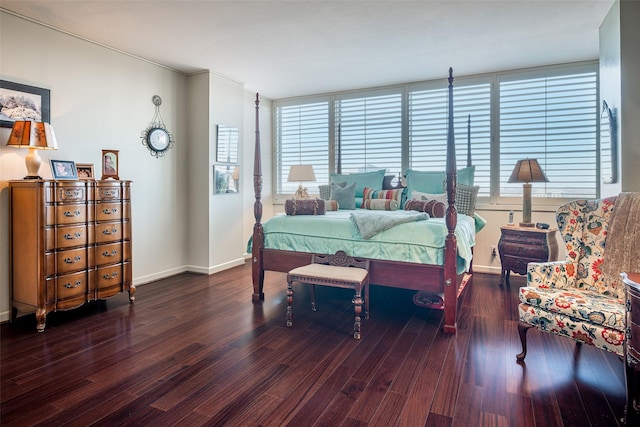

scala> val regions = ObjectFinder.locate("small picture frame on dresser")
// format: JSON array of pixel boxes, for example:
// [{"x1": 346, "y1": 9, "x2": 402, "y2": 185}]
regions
[
  {"x1": 50, "y1": 159, "x2": 78, "y2": 180},
  {"x1": 101, "y1": 149, "x2": 119, "y2": 180},
  {"x1": 76, "y1": 163, "x2": 94, "y2": 180}
]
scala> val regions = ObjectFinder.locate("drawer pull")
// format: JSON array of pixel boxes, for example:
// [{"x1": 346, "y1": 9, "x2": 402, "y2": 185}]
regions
[
  {"x1": 64, "y1": 280, "x2": 82, "y2": 289},
  {"x1": 102, "y1": 249, "x2": 118, "y2": 257},
  {"x1": 63, "y1": 189, "x2": 82, "y2": 199},
  {"x1": 103, "y1": 272, "x2": 118, "y2": 280},
  {"x1": 64, "y1": 255, "x2": 82, "y2": 264},
  {"x1": 64, "y1": 210, "x2": 81, "y2": 217},
  {"x1": 63, "y1": 232, "x2": 82, "y2": 240},
  {"x1": 102, "y1": 228, "x2": 118, "y2": 235},
  {"x1": 102, "y1": 208, "x2": 118, "y2": 215}
]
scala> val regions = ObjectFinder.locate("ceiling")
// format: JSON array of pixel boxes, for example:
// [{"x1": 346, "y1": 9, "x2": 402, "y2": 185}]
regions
[{"x1": 1, "y1": 0, "x2": 615, "y2": 99}]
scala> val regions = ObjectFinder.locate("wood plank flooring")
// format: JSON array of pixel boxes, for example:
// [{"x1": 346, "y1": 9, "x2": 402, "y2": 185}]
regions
[{"x1": 0, "y1": 262, "x2": 630, "y2": 426}]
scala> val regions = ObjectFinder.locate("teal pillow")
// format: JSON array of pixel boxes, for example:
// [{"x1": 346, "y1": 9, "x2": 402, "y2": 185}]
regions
[
  {"x1": 456, "y1": 165, "x2": 476, "y2": 186},
  {"x1": 330, "y1": 170, "x2": 385, "y2": 199},
  {"x1": 405, "y1": 169, "x2": 446, "y2": 198},
  {"x1": 330, "y1": 182, "x2": 356, "y2": 210}
]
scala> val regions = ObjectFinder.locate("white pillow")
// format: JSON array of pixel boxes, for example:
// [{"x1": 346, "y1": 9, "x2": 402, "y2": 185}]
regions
[{"x1": 411, "y1": 190, "x2": 447, "y2": 203}]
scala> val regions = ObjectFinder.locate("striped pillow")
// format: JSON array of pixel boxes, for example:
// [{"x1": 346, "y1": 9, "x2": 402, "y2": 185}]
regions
[{"x1": 362, "y1": 187, "x2": 404, "y2": 208}]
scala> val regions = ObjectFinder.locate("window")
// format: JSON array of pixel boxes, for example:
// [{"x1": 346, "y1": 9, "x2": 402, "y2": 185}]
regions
[
  {"x1": 273, "y1": 62, "x2": 599, "y2": 202},
  {"x1": 275, "y1": 99, "x2": 329, "y2": 194},
  {"x1": 499, "y1": 67, "x2": 598, "y2": 199},
  {"x1": 335, "y1": 91, "x2": 402, "y2": 175}
]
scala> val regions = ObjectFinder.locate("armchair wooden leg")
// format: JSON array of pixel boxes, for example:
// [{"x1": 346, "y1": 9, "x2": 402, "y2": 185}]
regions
[{"x1": 517, "y1": 323, "x2": 533, "y2": 361}]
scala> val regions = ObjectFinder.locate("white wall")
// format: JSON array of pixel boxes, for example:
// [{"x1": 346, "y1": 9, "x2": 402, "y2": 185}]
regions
[{"x1": 0, "y1": 11, "x2": 266, "y2": 321}]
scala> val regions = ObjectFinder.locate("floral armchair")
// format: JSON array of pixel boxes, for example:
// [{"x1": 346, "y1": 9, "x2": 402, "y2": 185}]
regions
[{"x1": 517, "y1": 195, "x2": 626, "y2": 360}]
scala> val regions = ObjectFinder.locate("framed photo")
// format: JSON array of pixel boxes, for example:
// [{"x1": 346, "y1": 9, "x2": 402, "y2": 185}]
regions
[
  {"x1": 213, "y1": 164, "x2": 239, "y2": 194},
  {"x1": 50, "y1": 160, "x2": 78, "y2": 180},
  {"x1": 216, "y1": 125, "x2": 239, "y2": 163},
  {"x1": 101, "y1": 150, "x2": 119, "y2": 180},
  {"x1": 76, "y1": 163, "x2": 95, "y2": 180},
  {"x1": 0, "y1": 80, "x2": 51, "y2": 128}
]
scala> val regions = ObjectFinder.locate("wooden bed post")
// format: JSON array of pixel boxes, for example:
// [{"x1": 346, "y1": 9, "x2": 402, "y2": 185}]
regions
[
  {"x1": 252, "y1": 93, "x2": 265, "y2": 302},
  {"x1": 443, "y1": 68, "x2": 458, "y2": 334}
]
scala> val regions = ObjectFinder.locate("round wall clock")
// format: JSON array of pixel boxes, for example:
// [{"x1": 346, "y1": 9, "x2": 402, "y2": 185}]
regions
[{"x1": 141, "y1": 95, "x2": 175, "y2": 158}]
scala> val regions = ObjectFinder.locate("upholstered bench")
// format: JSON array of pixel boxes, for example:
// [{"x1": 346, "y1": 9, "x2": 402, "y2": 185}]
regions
[{"x1": 286, "y1": 250, "x2": 370, "y2": 339}]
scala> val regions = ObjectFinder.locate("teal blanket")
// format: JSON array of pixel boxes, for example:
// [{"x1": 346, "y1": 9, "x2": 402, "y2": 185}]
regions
[{"x1": 350, "y1": 210, "x2": 429, "y2": 239}]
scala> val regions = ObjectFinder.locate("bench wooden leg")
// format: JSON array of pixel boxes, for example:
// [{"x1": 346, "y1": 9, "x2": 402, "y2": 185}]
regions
[
  {"x1": 353, "y1": 286, "x2": 363, "y2": 340},
  {"x1": 286, "y1": 278, "x2": 294, "y2": 327},
  {"x1": 311, "y1": 284, "x2": 317, "y2": 312},
  {"x1": 517, "y1": 322, "x2": 533, "y2": 361}
]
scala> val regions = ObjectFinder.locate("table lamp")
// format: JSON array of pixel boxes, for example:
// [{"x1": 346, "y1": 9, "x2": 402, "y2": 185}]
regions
[
  {"x1": 287, "y1": 164, "x2": 316, "y2": 199},
  {"x1": 6, "y1": 121, "x2": 58, "y2": 179},
  {"x1": 507, "y1": 158, "x2": 548, "y2": 227}
]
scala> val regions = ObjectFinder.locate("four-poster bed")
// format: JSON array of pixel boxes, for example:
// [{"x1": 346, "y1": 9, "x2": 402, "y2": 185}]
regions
[{"x1": 251, "y1": 68, "x2": 472, "y2": 334}]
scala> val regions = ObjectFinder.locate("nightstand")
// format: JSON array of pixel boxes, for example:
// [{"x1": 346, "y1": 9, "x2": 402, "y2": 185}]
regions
[{"x1": 498, "y1": 225, "x2": 558, "y2": 286}]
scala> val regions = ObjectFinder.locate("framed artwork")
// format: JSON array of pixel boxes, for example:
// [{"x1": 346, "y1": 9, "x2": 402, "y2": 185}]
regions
[
  {"x1": 0, "y1": 80, "x2": 51, "y2": 128},
  {"x1": 216, "y1": 125, "x2": 239, "y2": 163},
  {"x1": 76, "y1": 163, "x2": 95, "y2": 180},
  {"x1": 101, "y1": 150, "x2": 119, "y2": 180},
  {"x1": 50, "y1": 160, "x2": 78, "y2": 180},
  {"x1": 213, "y1": 164, "x2": 239, "y2": 194}
]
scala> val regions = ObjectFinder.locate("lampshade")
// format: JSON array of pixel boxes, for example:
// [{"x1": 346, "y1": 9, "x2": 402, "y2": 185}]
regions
[
  {"x1": 507, "y1": 158, "x2": 548, "y2": 184},
  {"x1": 6, "y1": 121, "x2": 58, "y2": 179},
  {"x1": 287, "y1": 164, "x2": 316, "y2": 199},
  {"x1": 507, "y1": 158, "x2": 548, "y2": 227},
  {"x1": 287, "y1": 164, "x2": 316, "y2": 183}
]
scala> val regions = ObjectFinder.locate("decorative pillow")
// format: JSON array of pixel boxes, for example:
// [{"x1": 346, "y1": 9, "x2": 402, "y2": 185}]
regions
[
  {"x1": 404, "y1": 199, "x2": 445, "y2": 218},
  {"x1": 285, "y1": 198, "x2": 326, "y2": 215},
  {"x1": 362, "y1": 187, "x2": 404, "y2": 206},
  {"x1": 411, "y1": 190, "x2": 447, "y2": 203},
  {"x1": 405, "y1": 169, "x2": 446, "y2": 198},
  {"x1": 325, "y1": 200, "x2": 339, "y2": 211},
  {"x1": 362, "y1": 199, "x2": 399, "y2": 211},
  {"x1": 457, "y1": 165, "x2": 476, "y2": 186},
  {"x1": 319, "y1": 182, "x2": 345, "y2": 200},
  {"x1": 330, "y1": 182, "x2": 356, "y2": 210},
  {"x1": 455, "y1": 184, "x2": 480, "y2": 216},
  {"x1": 330, "y1": 170, "x2": 385, "y2": 199}
]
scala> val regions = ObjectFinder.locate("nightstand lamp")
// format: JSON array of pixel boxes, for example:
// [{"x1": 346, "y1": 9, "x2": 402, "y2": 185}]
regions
[
  {"x1": 6, "y1": 121, "x2": 58, "y2": 179},
  {"x1": 507, "y1": 158, "x2": 548, "y2": 227},
  {"x1": 287, "y1": 164, "x2": 316, "y2": 199}
]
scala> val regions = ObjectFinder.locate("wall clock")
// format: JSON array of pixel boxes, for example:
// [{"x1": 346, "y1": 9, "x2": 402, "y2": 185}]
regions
[{"x1": 141, "y1": 95, "x2": 175, "y2": 158}]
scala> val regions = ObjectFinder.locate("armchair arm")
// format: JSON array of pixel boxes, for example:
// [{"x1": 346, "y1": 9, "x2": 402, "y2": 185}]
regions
[{"x1": 527, "y1": 260, "x2": 577, "y2": 290}]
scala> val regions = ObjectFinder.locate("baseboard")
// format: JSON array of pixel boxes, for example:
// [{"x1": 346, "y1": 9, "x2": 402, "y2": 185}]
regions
[
  {"x1": 184, "y1": 258, "x2": 246, "y2": 276},
  {"x1": 470, "y1": 264, "x2": 502, "y2": 275}
]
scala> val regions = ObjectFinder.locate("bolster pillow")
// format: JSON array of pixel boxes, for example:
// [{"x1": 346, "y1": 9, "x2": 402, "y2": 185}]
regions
[
  {"x1": 362, "y1": 199, "x2": 398, "y2": 211},
  {"x1": 285, "y1": 198, "x2": 326, "y2": 215},
  {"x1": 404, "y1": 199, "x2": 445, "y2": 218}
]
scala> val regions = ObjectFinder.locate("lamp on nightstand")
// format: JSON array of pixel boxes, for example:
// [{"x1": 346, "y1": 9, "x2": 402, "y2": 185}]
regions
[
  {"x1": 6, "y1": 121, "x2": 58, "y2": 179},
  {"x1": 287, "y1": 164, "x2": 316, "y2": 199},
  {"x1": 508, "y1": 158, "x2": 548, "y2": 227}
]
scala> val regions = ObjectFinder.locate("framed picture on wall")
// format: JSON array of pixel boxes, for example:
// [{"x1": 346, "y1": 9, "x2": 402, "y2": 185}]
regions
[
  {"x1": 76, "y1": 163, "x2": 95, "y2": 180},
  {"x1": 216, "y1": 125, "x2": 239, "y2": 163},
  {"x1": 0, "y1": 80, "x2": 51, "y2": 128},
  {"x1": 101, "y1": 150, "x2": 119, "y2": 180},
  {"x1": 213, "y1": 164, "x2": 239, "y2": 194}
]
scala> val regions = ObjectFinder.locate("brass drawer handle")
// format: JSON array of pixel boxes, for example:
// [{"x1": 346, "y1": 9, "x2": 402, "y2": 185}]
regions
[
  {"x1": 63, "y1": 232, "x2": 82, "y2": 240},
  {"x1": 102, "y1": 208, "x2": 118, "y2": 215},
  {"x1": 102, "y1": 249, "x2": 118, "y2": 257},
  {"x1": 102, "y1": 228, "x2": 118, "y2": 235},
  {"x1": 64, "y1": 280, "x2": 81, "y2": 289},
  {"x1": 64, "y1": 255, "x2": 82, "y2": 264},
  {"x1": 64, "y1": 210, "x2": 81, "y2": 217},
  {"x1": 103, "y1": 272, "x2": 118, "y2": 280}
]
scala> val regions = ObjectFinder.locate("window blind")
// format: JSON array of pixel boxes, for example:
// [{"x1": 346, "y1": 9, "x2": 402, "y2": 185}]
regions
[
  {"x1": 335, "y1": 92, "x2": 402, "y2": 176},
  {"x1": 499, "y1": 71, "x2": 598, "y2": 199},
  {"x1": 276, "y1": 101, "x2": 329, "y2": 194},
  {"x1": 409, "y1": 83, "x2": 491, "y2": 196}
]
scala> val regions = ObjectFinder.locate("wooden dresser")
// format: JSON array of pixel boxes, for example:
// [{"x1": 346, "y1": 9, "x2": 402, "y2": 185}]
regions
[
  {"x1": 9, "y1": 179, "x2": 133, "y2": 331},
  {"x1": 498, "y1": 225, "x2": 558, "y2": 286}
]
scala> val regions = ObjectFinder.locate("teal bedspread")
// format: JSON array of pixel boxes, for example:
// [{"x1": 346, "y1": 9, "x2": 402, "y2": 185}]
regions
[{"x1": 249, "y1": 211, "x2": 485, "y2": 274}]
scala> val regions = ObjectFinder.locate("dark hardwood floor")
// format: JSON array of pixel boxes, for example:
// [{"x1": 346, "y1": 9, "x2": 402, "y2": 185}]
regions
[{"x1": 1, "y1": 263, "x2": 629, "y2": 426}]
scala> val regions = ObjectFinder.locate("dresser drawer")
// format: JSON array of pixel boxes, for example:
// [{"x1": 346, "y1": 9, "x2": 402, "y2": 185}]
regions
[
  {"x1": 96, "y1": 203, "x2": 122, "y2": 221},
  {"x1": 53, "y1": 184, "x2": 87, "y2": 203},
  {"x1": 95, "y1": 222, "x2": 123, "y2": 243},
  {"x1": 55, "y1": 271, "x2": 88, "y2": 301},
  {"x1": 499, "y1": 241, "x2": 550, "y2": 260},
  {"x1": 48, "y1": 204, "x2": 87, "y2": 225},
  {"x1": 97, "y1": 186, "x2": 122, "y2": 201},
  {"x1": 45, "y1": 224, "x2": 88, "y2": 250},
  {"x1": 96, "y1": 242, "x2": 123, "y2": 266},
  {"x1": 97, "y1": 264, "x2": 123, "y2": 288},
  {"x1": 46, "y1": 247, "x2": 89, "y2": 276}
]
